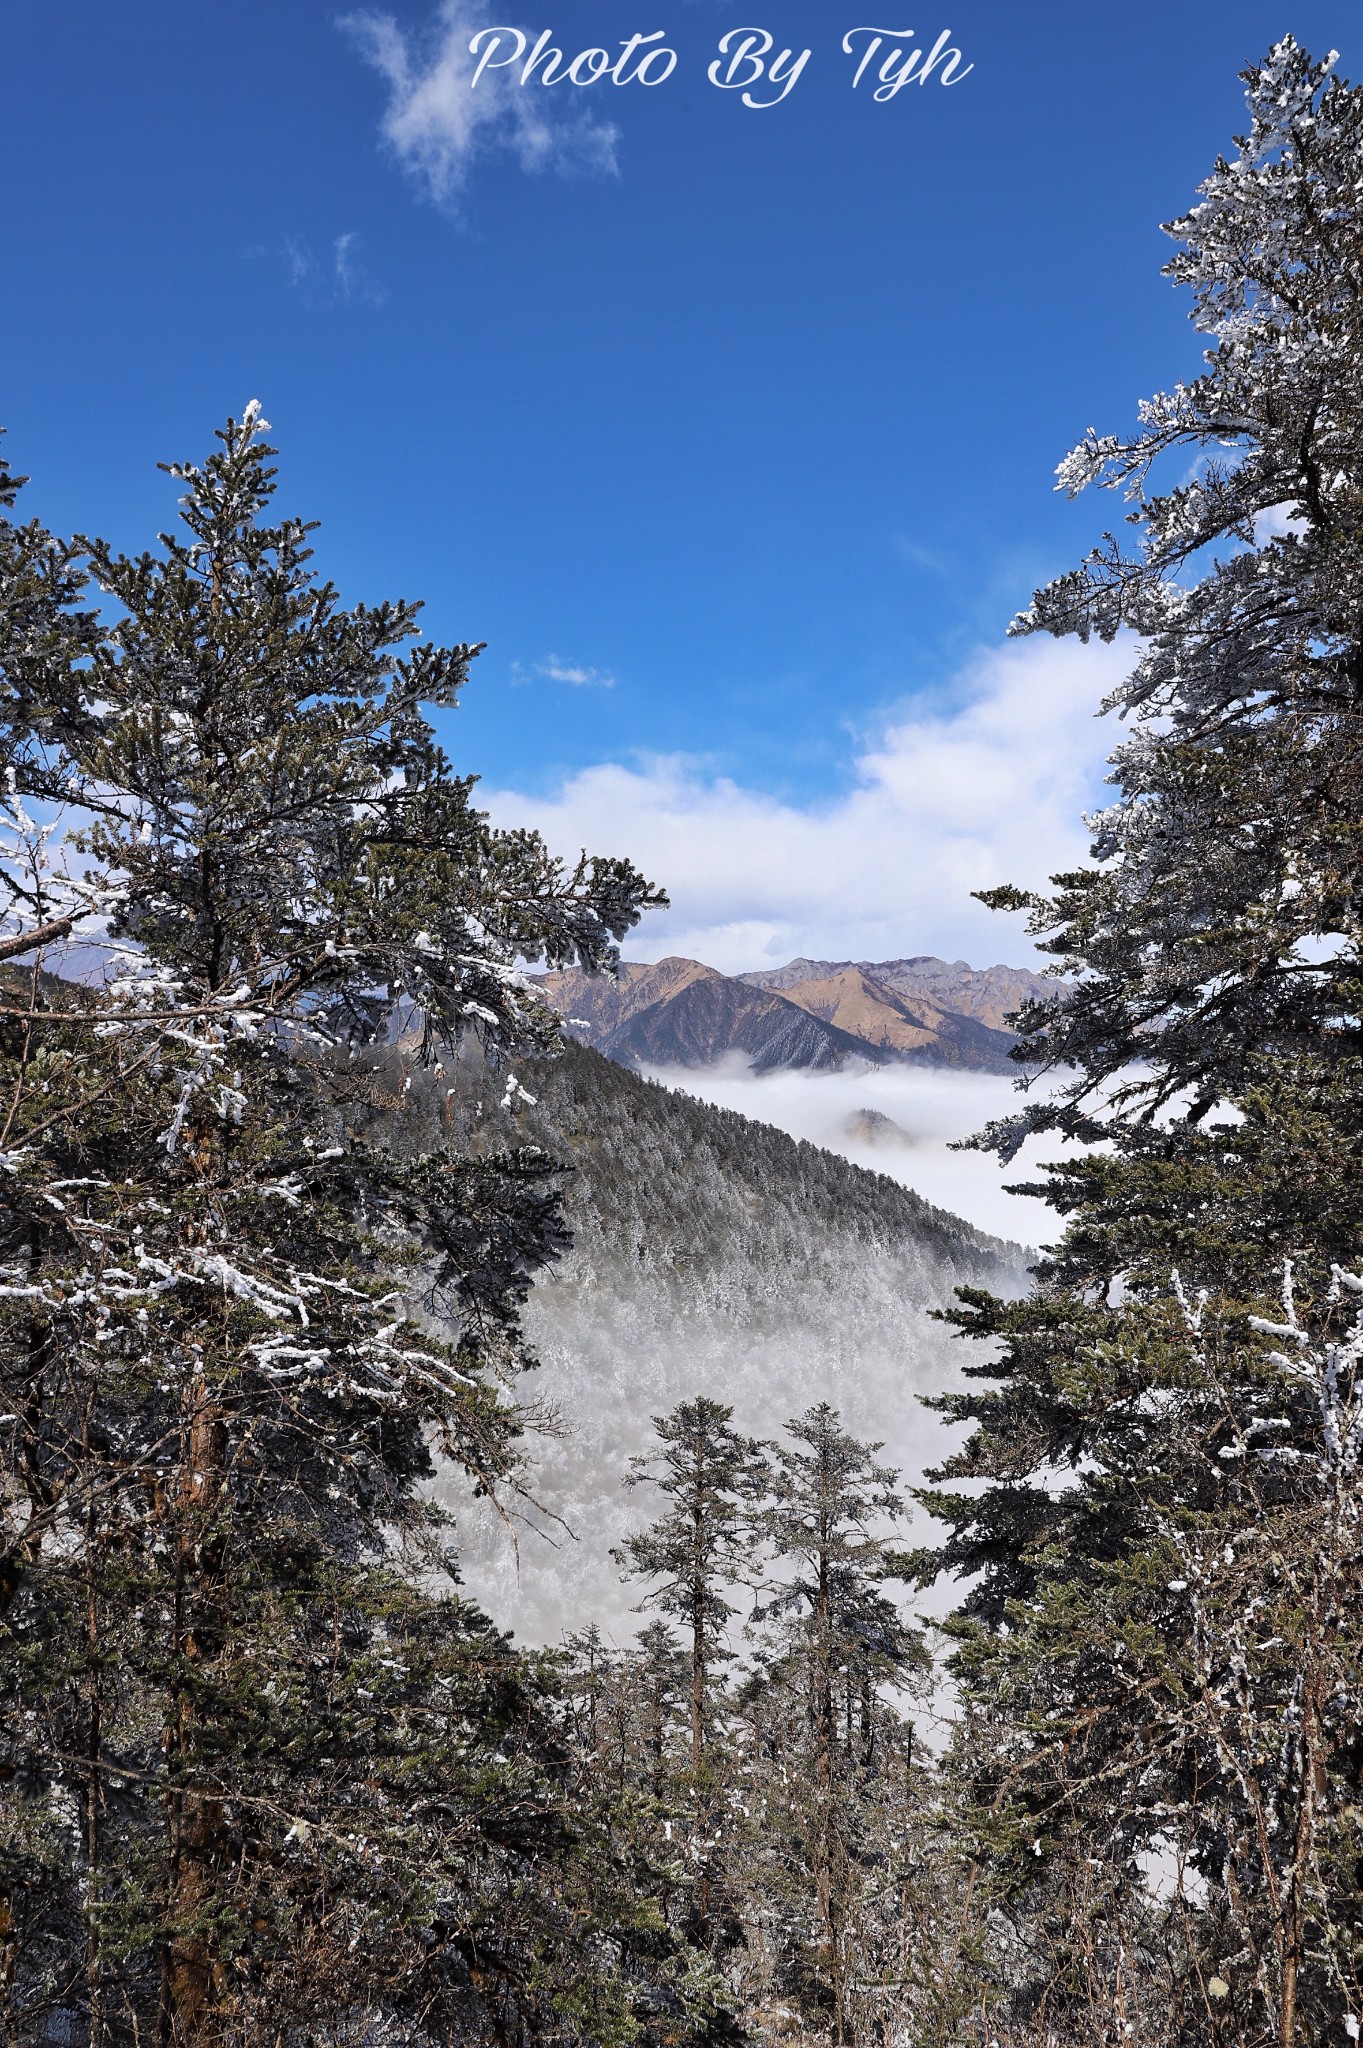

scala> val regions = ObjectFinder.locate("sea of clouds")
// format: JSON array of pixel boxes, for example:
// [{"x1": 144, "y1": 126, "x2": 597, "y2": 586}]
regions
[
  {"x1": 453, "y1": 631, "x2": 1124, "y2": 1644},
  {"x1": 639, "y1": 1054, "x2": 1067, "y2": 1247}
]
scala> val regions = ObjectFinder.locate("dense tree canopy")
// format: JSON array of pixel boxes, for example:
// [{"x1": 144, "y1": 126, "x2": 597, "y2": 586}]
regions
[
  {"x1": 929, "y1": 38, "x2": 1363, "y2": 2048},
  {"x1": 0, "y1": 411, "x2": 698, "y2": 2048}
]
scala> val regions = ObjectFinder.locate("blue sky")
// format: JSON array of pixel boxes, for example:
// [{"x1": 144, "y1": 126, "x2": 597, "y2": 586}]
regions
[{"x1": 2, "y1": 1, "x2": 1356, "y2": 965}]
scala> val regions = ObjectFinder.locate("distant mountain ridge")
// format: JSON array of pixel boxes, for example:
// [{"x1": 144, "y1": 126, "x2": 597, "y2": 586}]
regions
[
  {"x1": 539, "y1": 956, "x2": 879, "y2": 1074},
  {"x1": 739, "y1": 955, "x2": 1058, "y2": 1033},
  {"x1": 537, "y1": 951, "x2": 1060, "y2": 1077}
]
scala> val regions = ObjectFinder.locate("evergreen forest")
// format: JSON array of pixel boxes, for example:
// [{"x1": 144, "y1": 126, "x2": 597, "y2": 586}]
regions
[{"x1": 2, "y1": 35, "x2": 1362, "y2": 2048}]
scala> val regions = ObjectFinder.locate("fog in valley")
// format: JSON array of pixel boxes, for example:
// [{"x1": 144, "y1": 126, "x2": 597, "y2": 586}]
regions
[
  {"x1": 443, "y1": 1045, "x2": 1041, "y2": 1650},
  {"x1": 642, "y1": 1055, "x2": 1068, "y2": 1246}
]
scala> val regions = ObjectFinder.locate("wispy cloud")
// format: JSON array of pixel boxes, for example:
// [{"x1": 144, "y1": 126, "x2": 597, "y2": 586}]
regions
[
  {"x1": 538, "y1": 654, "x2": 616, "y2": 688},
  {"x1": 484, "y1": 633, "x2": 1135, "y2": 972},
  {"x1": 342, "y1": 0, "x2": 620, "y2": 207},
  {"x1": 278, "y1": 231, "x2": 385, "y2": 304},
  {"x1": 891, "y1": 533, "x2": 947, "y2": 575},
  {"x1": 331, "y1": 231, "x2": 381, "y2": 301},
  {"x1": 510, "y1": 653, "x2": 617, "y2": 689}
]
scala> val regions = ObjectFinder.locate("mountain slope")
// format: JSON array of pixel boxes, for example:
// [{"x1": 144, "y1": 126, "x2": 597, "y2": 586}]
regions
[
  {"x1": 538, "y1": 954, "x2": 1028, "y2": 1075},
  {"x1": 740, "y1": 955, "x2": 1060, "y2": 1034},
  {"x1": 418, "y1": 1038, "x2": 1031, "y2": 1642},
  {"x1": 539, "y1": 957, "x2": 889, "y2": 1072},
  {"x1": 775, "y1": 965, "x2": 1015, "y2": 1070},
  {"x1": 858, "y1": 956, "x2": 1061, "y2": 1033}
]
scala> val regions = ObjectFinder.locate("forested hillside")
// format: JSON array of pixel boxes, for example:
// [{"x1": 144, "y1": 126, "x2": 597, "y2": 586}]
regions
[
  {"x1": 6, "y1": 38, "x2": 1363, "y2": 2048},
  {"x1": 406, "y1": 1039, "x2": 1029, "y2": 1638}
]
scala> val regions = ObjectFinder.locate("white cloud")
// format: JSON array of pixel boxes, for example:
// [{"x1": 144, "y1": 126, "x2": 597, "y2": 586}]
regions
[
  {"x1": 343, "y1": 1, "x2": 619, "y2": 205},
  {"x1": 641, "y1": 1056, "x2": 1066, "y2": 1246},
  {"x1": 485, "y1": 633, "x2": 1134, "y2": 972},
  {"x1": 520, "y1": 653, "x2": 616, "y2": 689},
  {"x1": 1253, "y1": 501, "x2": 1306, "y2": 543},
  {"x1": 278, "y1": 230, "x2": 384, "y2": 304}
]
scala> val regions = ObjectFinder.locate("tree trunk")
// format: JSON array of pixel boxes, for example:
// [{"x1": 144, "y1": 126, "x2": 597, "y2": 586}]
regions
[
  {"x1": 160, "y1": 1378, "x2": 228, "y2": 2047},
  {"x1": 83, "y1": 1390, "x2": 105, "y2": 2048},
  {"x1": 689, "y1": 1579, "x2": 704, "y2": 1774},
  {"x1": 811, "y1": 1550, "x2": 845, "y2": 2046}
]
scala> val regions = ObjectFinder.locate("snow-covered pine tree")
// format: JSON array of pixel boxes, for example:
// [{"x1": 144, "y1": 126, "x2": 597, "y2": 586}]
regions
[
  {"x1": 982, "y1": 33, "x2": 1363, "y2": 1160},
  {"x1": 746, "y1": 1406, "x2": 926, "y2": 2046},
  {"x1": 0, "y1": 436, "x2": 106, "y2": 970},
  {"x1": 925, "y1": 40, "x2": 1363, "y2": 2046},
  {"x1": 0, "y1": 410, "x2": 718, "y2": 2047},
  {"x1": 630, "y1": 1619, "x2": 691, "y2": 1793},
  {"x1": 570, "y1": 1403, "x2": 937, "y2": 2047},
  {"x1": 616, "y1": 1398, "x2": 769, "y2": 1776},
  {"x1": 613, "y1": 1398, "x2": 770, "y2": 1971}
]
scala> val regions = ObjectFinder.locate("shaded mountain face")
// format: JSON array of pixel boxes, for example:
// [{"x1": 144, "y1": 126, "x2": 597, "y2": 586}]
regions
[
  {"x1": 543, "y1": 956, "x2": 881, "y2": 1074},
  {"x1": 415, "y1": 1038, "x2": 1031, "y2": 1644},
  {"x1": 537, "y1": 952, "x2": 1039, "y2": 1076}
]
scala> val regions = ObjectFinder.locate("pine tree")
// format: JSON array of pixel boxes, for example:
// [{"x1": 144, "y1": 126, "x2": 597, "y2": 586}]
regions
[
  {"x1": 0, "y1": 435, "x2": 105, "y2": 972},
  {"x1": 615, "y1": 1398, "x2": 769, "y2": 1774},
  {"x1": 0, "y1": 409, "x2": 714, "y2": 2046},
  {"x1": 569, "y1": 1403, "x2": 944, "y2": 2048},
  {"x1": 749, "y1": 1406, "x2": 925, "y2": 2046},
  {"x1": 925, "y1": 40, "x2": 1363, "y2": 2047},
  {"x1": 629, "y1": 1620, "x2": 691, "y2": 1796},
  {"x1": 613, "y1": 1399, "x2": 768, "y2": 1973},
  {"x1": 977, "y1": 34, "x2": 1363, "y2": 1176}
]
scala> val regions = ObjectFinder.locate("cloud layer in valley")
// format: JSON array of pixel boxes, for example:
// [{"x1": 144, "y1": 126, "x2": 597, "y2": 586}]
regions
[
  {"x1": 486, "y1": 633, "x2": 1135, "y2": 973},
  {"x1": 641, "y1": 1057, "x2": 1068, "y2": 1247},
  {"x1": 344, "y1": 1, "x2": 620, "y2": 204}
]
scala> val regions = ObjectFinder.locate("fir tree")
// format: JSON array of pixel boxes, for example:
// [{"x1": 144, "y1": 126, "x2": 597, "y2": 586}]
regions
[
  {"x1": 575, "y1": 1401, "x2": 941, "y2": 2048},
  {"x1": 629, "y1": 1620, "x2": 690, "y2": 1797},
  {"x1": 613, "y1": 1399, "x2": 768, "y2": 1972},
  {"x1": 0, "y1": 409, "x2": 716, "y2": 2047},
  {"x1": 615, "y1": 1398, "x2": 769, "y2": 1774},
  {"x1": 979, "y1": 34, "x2": 1363, "y2": 1166},
  {"x1": 749, "y1": 1407, "x2": 926, "y2": 2046},
  {"x1": 926, "y1": 40, "x2": 1363, "y2": 2047}
]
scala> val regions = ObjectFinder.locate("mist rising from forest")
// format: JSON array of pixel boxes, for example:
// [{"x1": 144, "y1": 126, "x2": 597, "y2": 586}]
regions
[{"x1": 443, "y1": 1045, "x2": 1033, "y2": 1649}]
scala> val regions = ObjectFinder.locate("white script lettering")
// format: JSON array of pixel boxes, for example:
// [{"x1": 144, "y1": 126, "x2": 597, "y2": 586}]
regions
[
  {"x1": 469, "y1": 27, "x2": 678, "y2": 88},
  {"x1": 841, "y1": 25, "x2": 973, "y2": 97},
  {"x1": 707, "y1": 26, "x2": 811, "y2": 108}
]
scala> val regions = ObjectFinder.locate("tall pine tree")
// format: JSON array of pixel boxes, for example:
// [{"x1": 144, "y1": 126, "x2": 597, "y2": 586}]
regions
[
  {"x1": 616, "y1": 1398, "x2": 769, "y2": 1775},
  {"x1": 0, "y1": 409, "x2": 723, "y2": 2047},
  {"x1": 927, "y1": 40, "x2": 1363, "y2": 2047},
  {"x1": 749, "y1": 1406, "x2": 926, "y2": 2046}
]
